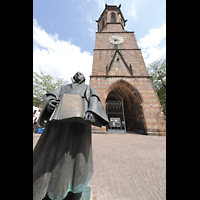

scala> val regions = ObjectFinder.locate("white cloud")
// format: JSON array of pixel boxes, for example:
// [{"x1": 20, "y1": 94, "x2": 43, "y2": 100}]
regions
[
  {"x1": 95, "y1": 0, "x2": 105, "y2": 10},
  {"x1": 128, "y1": 0, "x2": 137, "y2": 21},
  {"x1": 33, "y1": 18, "x2": 93, "y2": 84},
  {"x1": 88, "y1": 27, "x2": 95, "y2": 38},
  {"x1": 139, "y1": 23, "x2": 166, "y2": 48},
  {"x1": 86, "y1": 13, "x2": 93, "y2": 24},
  {"x1": 138, "y1": 23, "x2": 166, "y2": 66}
]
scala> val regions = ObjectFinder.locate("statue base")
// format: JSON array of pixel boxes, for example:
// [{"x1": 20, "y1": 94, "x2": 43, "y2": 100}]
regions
[
  {"x1": 65, "y1": 187, "x2": 91, "y2": 200},
  {"x1": 42, "y1": 187, "x2": 91, "y2": 200}
]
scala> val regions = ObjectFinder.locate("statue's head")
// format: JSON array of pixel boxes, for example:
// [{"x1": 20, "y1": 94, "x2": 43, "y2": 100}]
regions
[{"x1": 73, "y1": 72, "x2": 85, "y2": 83}]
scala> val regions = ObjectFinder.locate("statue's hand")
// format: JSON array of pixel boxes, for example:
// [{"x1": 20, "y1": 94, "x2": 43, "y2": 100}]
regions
[
  {"x1": 47, "y1": 99, "x2": 60, "y2": 113},
  {"x1": 84, "y1": 111, "x2": 95, "y2": 124}
]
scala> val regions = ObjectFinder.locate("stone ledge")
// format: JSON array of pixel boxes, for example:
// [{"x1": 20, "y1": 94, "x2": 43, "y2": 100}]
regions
[
  {"x1": 92, "y1": 130, "x2": 107, "y2": 134},
  {"x1": 147, "y1": 131, "x2": 166, "y2": 136}
]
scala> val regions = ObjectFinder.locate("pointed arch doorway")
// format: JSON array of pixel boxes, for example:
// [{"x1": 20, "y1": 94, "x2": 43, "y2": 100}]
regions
[{"x1": 106, "y1": 80, "x2": 147, "y2": 134}]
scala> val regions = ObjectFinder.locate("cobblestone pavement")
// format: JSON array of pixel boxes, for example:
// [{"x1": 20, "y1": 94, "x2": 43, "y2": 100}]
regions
[{"x1": 33, "y1": 133, "x2": 166, "y2": 200}]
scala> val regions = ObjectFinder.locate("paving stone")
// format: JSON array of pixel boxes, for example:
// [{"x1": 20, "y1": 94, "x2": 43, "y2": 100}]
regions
[{"x1": 33, "y1": 133, "x2": 166, "y2": 200}]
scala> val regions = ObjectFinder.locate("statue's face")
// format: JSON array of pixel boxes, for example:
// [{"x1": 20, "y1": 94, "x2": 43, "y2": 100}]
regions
[{"x1": 73, "y1": 72, "x2": 85, "y2": 83}]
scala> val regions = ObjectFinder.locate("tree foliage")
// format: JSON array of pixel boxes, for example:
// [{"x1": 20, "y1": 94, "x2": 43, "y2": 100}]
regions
[
  {"x1": 33, "y1": 70, "x2": 68, "y2": 107},
  {"x1": 148, "y1": 59, "x2": 166, "y2": 115}
]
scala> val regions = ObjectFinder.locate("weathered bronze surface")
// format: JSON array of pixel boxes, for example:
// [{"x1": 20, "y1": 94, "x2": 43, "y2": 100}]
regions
[
  {"x1": 33, "y1": 72, "x2": 109, "y2": 200},
  {"x1": 58, "y1": 94, "x2": 83, "y2": 120}
]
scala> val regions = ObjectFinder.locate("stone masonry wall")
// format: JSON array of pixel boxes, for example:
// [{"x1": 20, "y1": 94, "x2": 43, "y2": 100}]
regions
[
  {"x1": 90, "y1": 76, "x2": 166, "y2": 134},
  {"x1": 90, "y1": 16, "x2": 166, "y2": 134}
]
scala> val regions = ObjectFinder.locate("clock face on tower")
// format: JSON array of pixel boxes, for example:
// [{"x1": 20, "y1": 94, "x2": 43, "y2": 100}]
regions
[{"x1": 109, "y1": 36, "x2": 124, "y2": 44}]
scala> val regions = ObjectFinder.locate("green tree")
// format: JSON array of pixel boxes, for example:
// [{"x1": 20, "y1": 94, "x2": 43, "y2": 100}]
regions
[
  {"x1": 33, "y1": 70, "x2": 68, "y2": 107},
  {"x1": 148, "y1": 59, "x2": 166, "y2": 115}
]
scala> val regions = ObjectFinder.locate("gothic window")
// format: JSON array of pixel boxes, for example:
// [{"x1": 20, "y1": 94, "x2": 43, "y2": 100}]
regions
[
  {"x1": 111, "y1": 13, "x2": 116, "y2": 23},
  {"x1": 121, "y1": 18, "x2": 124, "y2": 26},
  {"x1": 102, "y1": 20, "x2": 105, "y2": 28}
]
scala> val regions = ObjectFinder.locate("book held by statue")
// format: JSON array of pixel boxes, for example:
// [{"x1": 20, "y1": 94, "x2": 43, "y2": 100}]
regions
[{"x1": 49, "y1": 94, "x2": 101, "y2": 127}]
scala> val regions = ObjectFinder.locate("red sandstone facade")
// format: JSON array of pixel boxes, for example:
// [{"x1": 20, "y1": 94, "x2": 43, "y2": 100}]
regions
[{"x1": 89, "y1": 4, "x2": 166, "y2": 135}]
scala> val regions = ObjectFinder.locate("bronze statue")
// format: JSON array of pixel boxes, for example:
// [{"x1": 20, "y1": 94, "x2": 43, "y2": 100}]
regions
[{"x1": 33, "y1": 72, "x2": 108, "y2": 200}]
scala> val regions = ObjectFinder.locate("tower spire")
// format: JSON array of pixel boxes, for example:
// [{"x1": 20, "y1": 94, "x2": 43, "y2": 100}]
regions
[{"x1": 96, "y1": 4, "x2": 127, "y2": 32}]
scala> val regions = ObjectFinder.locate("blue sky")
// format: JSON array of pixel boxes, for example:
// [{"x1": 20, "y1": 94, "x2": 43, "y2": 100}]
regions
[{"x1": 33, "y1": 0, "x2": 166, "y2": 84}]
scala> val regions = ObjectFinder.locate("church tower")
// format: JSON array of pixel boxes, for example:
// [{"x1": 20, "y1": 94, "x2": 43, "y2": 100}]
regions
[{"x1": 90, "y1": 4, "x2": 166, "y2": 135}]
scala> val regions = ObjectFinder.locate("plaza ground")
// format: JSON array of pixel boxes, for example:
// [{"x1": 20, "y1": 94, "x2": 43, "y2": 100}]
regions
[{"x1": 33, "y1": 133, "x2": 166, "y2": 200}]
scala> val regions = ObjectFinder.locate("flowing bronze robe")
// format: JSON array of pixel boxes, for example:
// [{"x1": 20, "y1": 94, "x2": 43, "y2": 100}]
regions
[{"x1": 33, "y1": 81, "x2": 108, "y2": 200}]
